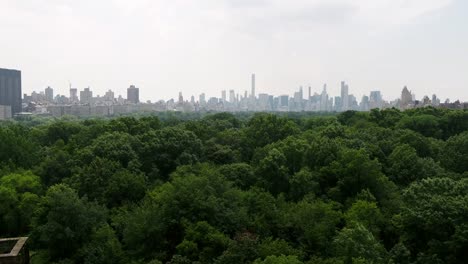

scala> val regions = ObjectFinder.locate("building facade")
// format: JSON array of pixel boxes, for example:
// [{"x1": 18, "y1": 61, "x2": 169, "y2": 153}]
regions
[{"x1": 0, "y1": 68, "x2": 22, "y2": 114}]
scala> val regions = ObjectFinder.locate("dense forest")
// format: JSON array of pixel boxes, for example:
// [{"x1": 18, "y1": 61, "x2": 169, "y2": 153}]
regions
[{"x1": 0, "y1": 108, "x2": 467, "y2": 264}]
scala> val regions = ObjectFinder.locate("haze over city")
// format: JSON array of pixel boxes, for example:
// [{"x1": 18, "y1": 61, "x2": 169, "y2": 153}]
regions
[{"x1": 1, "y1": 0, "x2": 468, "y2": 101}]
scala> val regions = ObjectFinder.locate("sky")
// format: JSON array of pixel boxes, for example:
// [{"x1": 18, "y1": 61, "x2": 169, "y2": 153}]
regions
[{"x1": 1, "y1": 0, "x2": 467, "y2": 102}]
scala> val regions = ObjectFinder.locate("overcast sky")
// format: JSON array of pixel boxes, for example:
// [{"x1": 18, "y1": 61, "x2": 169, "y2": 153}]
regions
[{"x1": 1, "y1": 0, "x2": 467, "y2": 102}]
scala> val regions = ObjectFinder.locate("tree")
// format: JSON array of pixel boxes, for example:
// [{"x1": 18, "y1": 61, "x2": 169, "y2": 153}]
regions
[
  {"x1": 288, "y1": 168, "x2": 320, "y2": 202},
  {"x1": 176, "y1": 221, "x2": 230, "y2": 263},
  {"x1": 253, "y1": 255, "x2": 303, "y2": 264},
  {"x1": 31, "y1": 184, "x2": 107, "y2": 261},
  {"x1": 79, "y1": 224, "x2": 125, "y2": 264},
  {"x1": 137, "y1": 127, "x2": 203, "y2": 178},
  {"x1": 283, "y1": 200, "x2": 342, "y2": 254},
  {"x1": 321, "y1": 149, "x2": 397, "y2": 205},
  {"x1": 69, "y1": 157, "x2": 147, "y2": 207},
  {"x1": 256, "y1": 148, "x2": 290, "y2": 196},
  {"x1": 245, "y1": 113, "x2": 300, "y2": 149},
  {"x1": 344, "y1": 200, "x2": 384, "y2": 237},
  {"x1": 0, "y1": 171, "x2": 42, "y2": 235},
  {"x1": 219, "y1": 163, "x2": 256, "y2": 190},
  {"x1": 440, "y1": 131, "x2": 468, "y2": 173},
  {"x1": 400, "y1": 177, "x2": 468, "y2": 263},
  {"x1": 333, "y1": 224, "x2": 388, "y2": 264}
]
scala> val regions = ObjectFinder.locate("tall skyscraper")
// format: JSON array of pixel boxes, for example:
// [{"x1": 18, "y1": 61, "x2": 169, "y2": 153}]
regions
[
  {"x1": 369, "y1": 91, "x2": 383, "y2": 109},
  {"x1": 221, "y1": 90, "x2": 227, "y2": 102},
  {"x1": 127, "y1": 85, "x2": 139, "y2": 104},
  {"x1": 45, "y1": 86, "x2": 54, "y2": 103},
  {"x1": 401, "y1": 86, "x2": 412, "y2": 109},
  {"x1": 0, "y1": 68, "x2": 22, "y2": 114},
  {"x1": 199, "y1": 93, "x2": 206, "y2": 105},
  {"x1": 251, "y1": 74, "x2": 256, "y2": 98},
  {"x1": 341, "y1": 81, "x2": 349, "y2": 111},
  {"x1": 80, "y1": 87, "x2": 93, "y2": 104},
  {"x1": 178, "y1": 92, "x2": 184, "y2": 104},
  {"x1": 320, "y1": 84, "x2": 329, "y2": 111},
  {"x1": 229, "y1": 90, "x2": 235, "y2": 103},
  {"x1": 70, "y1": 88, "x2": 78, "y2": 103}
]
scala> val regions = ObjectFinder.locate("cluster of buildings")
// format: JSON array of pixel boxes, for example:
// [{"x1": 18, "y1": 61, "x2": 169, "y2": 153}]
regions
[{"x1": 1, "y1": 68, "x2": 466, "y2": 120}]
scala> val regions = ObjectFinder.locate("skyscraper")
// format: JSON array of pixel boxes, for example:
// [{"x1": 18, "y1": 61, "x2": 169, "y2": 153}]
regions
[
  {"x1": 251, "y1": 74, "x2": 256, "y2": 98},
  {"x1": 221, "y1": 90, "x2": 227, "y2": 102},
  {"x1": 401, "y1": 86, "x2": 412, "y2": 109},
  {"x1": 0, "y1": 68, "x2": 22, "y2": 114},
  {"x1": 70, "y1": 88, "x2": 78, "y2": 103},
  {"x1": 229, "y1": 90, "x2": 235, "y2": 103},
  {"x1": 80, "y1": 87, "x2": 93, "y2": 104},
  {"x1": 45, "y1": 86, "x2": 54, "y2": 103},
  {"x1": 178, "y1": 92, "x2": 184, "y2": 104},
  {"x1": 341, "y1": 81, "x2": 349, "y2": 111},
  {"x1": 369, "y1": 91, "x2": 383, "y2": 109},
  {"x1": 127, "y1": 85, "x2": 139, "y2": 104}
]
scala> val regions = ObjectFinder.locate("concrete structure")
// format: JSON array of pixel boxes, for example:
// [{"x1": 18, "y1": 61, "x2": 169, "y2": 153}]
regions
[
  {"x1": 44, "y1": 86, "x2": 53, "y2": 103},
  {"x1": 0, "y1": 68, "x2": 22, "y2": 114},
  {"x1": 251, "y1": 74, "x2": 256, "y2": 99},
  {"x1": 69, "y1": 88, "x2": 78, "y2": 103},
  {"x1": 401, "y1": 86, "x2": 413, "y2": 109},
  {"x1": 0, "y1": 237, "x2": 29, "y2": 264},
  {"x1": 0, "y1": 105, "x2": 12, "y2": 120},
  {"x1": 340, "y1": 81, "x2": 349, "y2": 111},
  {"x1": 80, "y1": 87, "x2": 93, "y2": 104},
  {"x1": 127, "y1": 85, "x2": 139, "y2": 104}
]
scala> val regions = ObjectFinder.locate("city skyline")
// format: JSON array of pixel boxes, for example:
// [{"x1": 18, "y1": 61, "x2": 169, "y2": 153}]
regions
[
  {"x1": 21, "y1": 74, "x2": 461, "y2": 106},
  {"x1": 1, "y1": 0, "x2": 468, "y2": 102}
]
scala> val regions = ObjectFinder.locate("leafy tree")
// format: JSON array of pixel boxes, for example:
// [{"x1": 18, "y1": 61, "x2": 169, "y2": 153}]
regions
[
  {"x1": 344, "y1": 200, "x2": 384, "y2": 237},
  {"x1": 288, "y1": 168, "x2": 320, "y2": 202},
  {"x1": 245, "y1": 113, "x2": 300, "y2": 148},
  {"x1": 400, "y1": 177, "x2": 468, "y2": 263},
  {"x1": 0, "y1": 171, "x2": 42, "y2": 235},
  {"x1": 31, "y1": 184, "x2": 107, "y2": 261},
  {"x1": 282, "y1": 200, "x2": 342, "y2": 254},
  {"x1": 256, "y1": 148, "x2": 290, "y2": 196},
  {"x1": 69, "y1": 157, "x2": 147, "y2": 207},
  {"x1": 253, "y1": 255, "x2": 303, "y2": 264},
  {"x1": 219, "y1": 163, "x2": 256, "y2": 190},
  {"x1": 176, "y1": 221, "x2": 230, "y2": 263},
  {"x1": 440, "y1": 131, "x2": 468, "y2": 173},
  {"x1": 137, "y1": 127, "x2": 203, "y2": 178},
  {"x1": 333, "y1": 224, "x2": 388, "y2": 264},
  {"x1": 79, "y1": 224, "x2": 125, "y2": 264}
]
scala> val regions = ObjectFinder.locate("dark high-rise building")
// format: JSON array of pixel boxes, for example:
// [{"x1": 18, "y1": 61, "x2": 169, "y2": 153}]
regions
[
  {"x1": 127, "y1": 85, "x2": 139, "y2": 104},
  {"x1": 0, "y1": 68, "x2": 22, "y2": 114}
]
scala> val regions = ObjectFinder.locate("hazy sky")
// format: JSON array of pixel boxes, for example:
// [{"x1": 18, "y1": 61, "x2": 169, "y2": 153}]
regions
[{"x1": 1, "y1": 0, "x2": 467, "y2": 102}]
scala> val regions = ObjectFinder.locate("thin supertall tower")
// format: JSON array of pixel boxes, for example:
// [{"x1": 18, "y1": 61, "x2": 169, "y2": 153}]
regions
[{"x1": 251, "y1": 74, "x2": 256, "y2": 98}]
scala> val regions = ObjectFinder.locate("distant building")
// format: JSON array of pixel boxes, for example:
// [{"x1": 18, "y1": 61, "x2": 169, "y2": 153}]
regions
[
  {"x1": 221, "y1": 90, "x2": 227, "y2": 102},
  {"x1": 127, "y1": 85, "x2": 139, "y2": 104},
  {"x1": 401, "y1": 86, "x2": 412, "y2": 109},
  {"x1": 369, "y1": 91, "x2": 383, "y2": 109},
  {"x1": 45, "y1": 86, "x2": 54, "y2": 103},
  {"x1": 70, "y1": 88, "x2": 78, "y2": 103},
  {"x1": 0, "y1": 68, "x2": 22, "y2": 114},
  {"x1": 229, "y1": 90, "x2": 236, "y2": 103},
  {"x1": 80, "y1": 87, "x2": 93, "y2": 104},
  {"x1": 251, "y1": 74, "x2": 256, "y2": 98},
  {"x1": 199, "y1": 93, "x2": 206, "y2": 105},
  {"x1": 340, "y1": 81, "x2": 349, "y2": 111},
  {"x1": 0, "y1": 105, "x2": 12, "y2": 120}
]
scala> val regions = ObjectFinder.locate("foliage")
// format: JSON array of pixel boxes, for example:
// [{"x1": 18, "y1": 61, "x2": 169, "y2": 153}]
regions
[{"x1": 0, "y1": 109, "x2": 466, "y2": 263}]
